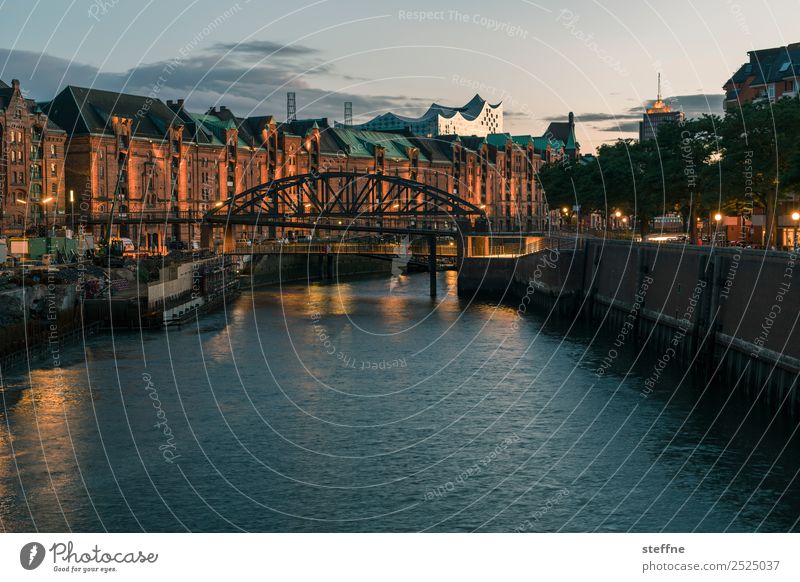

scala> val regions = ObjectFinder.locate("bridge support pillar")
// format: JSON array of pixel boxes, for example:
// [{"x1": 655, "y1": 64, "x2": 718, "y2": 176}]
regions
[
  {"x1": 200, "y1": 224, "x2": 213, "y2": 250},
  {"x1": 224, "y1": 227, "x2": 236, "y2": 253},
  {"x1": 326, "y1": 253, "x2": 334, "y2": 281},
  {"x1": 428, "y1": 235, "x2": 437, "y2": 297}
]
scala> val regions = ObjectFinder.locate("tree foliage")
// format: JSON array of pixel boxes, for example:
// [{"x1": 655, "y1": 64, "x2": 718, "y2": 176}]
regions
[{"x1": 537, "y1": 97, "x2": 800, "y2": 245}]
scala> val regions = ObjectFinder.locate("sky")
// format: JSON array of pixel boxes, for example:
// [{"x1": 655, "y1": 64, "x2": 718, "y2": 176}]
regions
[{"x1": 0, "y1": 0, "x2": 798, "y2": 153}]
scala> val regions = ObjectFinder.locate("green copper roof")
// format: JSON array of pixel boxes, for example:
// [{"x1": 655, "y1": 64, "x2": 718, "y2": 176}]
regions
[
  {"x1": 330, "y1": 127, "x2": 429, "y2": 162},
  {"x1": 190, "y1": 113, "x2": 250, "y2": 147},
  {"x1": 532, "y1": 136, "x2": 564, "y2": 151},
  {"x1": 486, "y1": 133, "x2": 511, "y2": 148}
]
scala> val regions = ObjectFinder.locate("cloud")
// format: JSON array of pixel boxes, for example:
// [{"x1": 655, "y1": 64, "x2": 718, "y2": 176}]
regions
[
  {"x1": 548, "y1": 93, "x2": 726, "y2": 137},
  {"x1": 597, "y1": 121, "x2": 641, "y2": 133},
  {"x1": 572, "y1": 111, "x2": 641, "y2": 122},
  {"x1": 658, "y1": 93, "x2": 725, "y2": 118},
  {"x1": 210, "y1": 39, "x2": 319, "y2": 58},
  {"x1": 0, "y1": 46, "x2": 429, "y2": 124}
]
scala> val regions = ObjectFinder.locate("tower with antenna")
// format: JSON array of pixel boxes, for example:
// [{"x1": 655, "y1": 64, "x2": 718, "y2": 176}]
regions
[
  {"x1": 344, "y1": 101, "x2": 353, "y2": 126},
  {"x1": 640, "y1": 72, "x2": 684, "y2": 141},
  {"x1": 287, "y1": 92, "x2": 296, "y2": 122},
  {"x1": 657, "y1": 72, "x2": 662, "y2": 102}
]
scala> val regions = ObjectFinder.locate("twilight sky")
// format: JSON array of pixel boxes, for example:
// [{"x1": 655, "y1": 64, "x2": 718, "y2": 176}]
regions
[{"x1": 1, "y1": 0, "x2": 798, "y2": 153}]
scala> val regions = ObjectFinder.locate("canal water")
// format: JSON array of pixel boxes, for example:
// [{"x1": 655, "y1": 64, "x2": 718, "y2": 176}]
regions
[{"x1": 1, "y1": 271, "x2": 798, "y2": 532}]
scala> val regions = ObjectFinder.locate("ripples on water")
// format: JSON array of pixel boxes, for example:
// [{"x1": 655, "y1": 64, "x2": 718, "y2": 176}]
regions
[{"x1": 1, "y1": 271, "x2": 798, "y2": 532}]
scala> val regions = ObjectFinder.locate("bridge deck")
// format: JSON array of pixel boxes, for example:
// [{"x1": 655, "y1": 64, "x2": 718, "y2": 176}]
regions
[{"x1": 228, "y1": 242, "x2": 459, "y2": 256}]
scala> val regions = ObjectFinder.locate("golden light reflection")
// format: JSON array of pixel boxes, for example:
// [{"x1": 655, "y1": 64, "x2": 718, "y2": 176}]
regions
[{"x1": 0, "y1": 365, "x2": 92, "y2": 529}]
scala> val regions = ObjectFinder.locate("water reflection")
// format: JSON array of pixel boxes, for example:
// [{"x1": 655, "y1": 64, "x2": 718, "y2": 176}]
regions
[{"x1": 0, "y1": 271, "x2": 798, "y2": 532}]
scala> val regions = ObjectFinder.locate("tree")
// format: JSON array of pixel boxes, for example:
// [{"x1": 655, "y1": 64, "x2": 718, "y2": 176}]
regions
[
  {"x1": 720, "y1": 98, "x2": 800, "y2": 248},
  {"x1": 537, "y1": 98, "x2": 800, "y2": 246}
]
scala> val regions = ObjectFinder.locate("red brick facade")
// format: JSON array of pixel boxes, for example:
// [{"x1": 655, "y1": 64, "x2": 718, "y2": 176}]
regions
[
  {"x1": 2, "y1": 81, "x2": 565, "y2": 248},
  {"x1": 724, "y1": 42, "x2": 800, "y2": 110},
  {"x1": 0, "y1": 80, "x2": 66, "y2": 236}
]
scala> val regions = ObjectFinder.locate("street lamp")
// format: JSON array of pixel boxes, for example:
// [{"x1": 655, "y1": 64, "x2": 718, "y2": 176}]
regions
[
  {"x1": 792, "y1": 211, "x2": 800, "y2": 251},
  {"x1": 69, "y1": 189, "x2": 75, "y2": 231}
]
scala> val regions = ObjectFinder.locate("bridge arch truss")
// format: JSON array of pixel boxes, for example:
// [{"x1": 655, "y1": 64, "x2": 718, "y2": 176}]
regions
[{"x1": 204, "y1": 171, "x2": 486, "y2": 231}]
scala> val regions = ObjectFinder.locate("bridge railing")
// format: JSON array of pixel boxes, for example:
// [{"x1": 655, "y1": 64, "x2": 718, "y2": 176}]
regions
[{"x1": 233, "y1": 242, "x2": 459, "y2": 256}]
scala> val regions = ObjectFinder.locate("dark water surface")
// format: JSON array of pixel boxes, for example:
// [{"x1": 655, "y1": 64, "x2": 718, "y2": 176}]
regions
[{"x1": 1, "y1": 271, "x2": 799, "y2": 532}]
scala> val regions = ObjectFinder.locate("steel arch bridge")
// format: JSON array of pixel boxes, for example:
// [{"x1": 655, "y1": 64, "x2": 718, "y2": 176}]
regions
[{"x1": 203, "y1": 171, "x2": 486, "y2": 233}]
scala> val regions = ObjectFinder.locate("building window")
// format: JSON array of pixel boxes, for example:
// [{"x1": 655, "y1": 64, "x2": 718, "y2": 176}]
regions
[{"x1": 50, "y1": 162, "x2": 57, "y2": 176}]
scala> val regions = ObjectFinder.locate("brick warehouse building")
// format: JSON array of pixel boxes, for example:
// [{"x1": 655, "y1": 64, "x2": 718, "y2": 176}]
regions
[
  {"x1": 0, "y1": 79, "x2": 66, "y2": 236},
  {"x1": 3, "y1": 80, "x2": 573, "y2": 248}
]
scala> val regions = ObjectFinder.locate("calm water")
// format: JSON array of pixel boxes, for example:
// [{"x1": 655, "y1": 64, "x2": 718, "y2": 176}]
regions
[{"x1": 1, "y1": 271, "x2": 799, "y2": 532}]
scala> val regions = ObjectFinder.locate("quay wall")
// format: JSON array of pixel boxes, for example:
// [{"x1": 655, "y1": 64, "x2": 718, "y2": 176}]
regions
[
  {"x1": 245, "y1": 253, "x2": 392, "y2": 287},
  {"x1": 458, "y1": 240, "x2": 800, "y2": 411}
]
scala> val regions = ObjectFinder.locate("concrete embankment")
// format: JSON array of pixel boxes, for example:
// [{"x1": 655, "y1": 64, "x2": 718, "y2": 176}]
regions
[
  {"x1": 244, "y1": 253, "x2": 393, "y2": 288},
  {"x1": 458, "y1": 239, "x2": 800, "y2": 412},
  {"x1": 0, "y1": 281, "x2": 99, "y2": 372}
]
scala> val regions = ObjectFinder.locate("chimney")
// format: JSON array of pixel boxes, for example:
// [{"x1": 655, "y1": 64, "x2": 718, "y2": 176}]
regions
[
  {"x1": 177, "y1": 98, "x2": 184, "y2": 108},
  {"x1": 220, "y1": 105, "x2": 228, "y2": 111}
]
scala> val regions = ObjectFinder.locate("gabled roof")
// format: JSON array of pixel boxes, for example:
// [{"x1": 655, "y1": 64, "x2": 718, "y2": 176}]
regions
[
  {"x1": 532, "y1": 136, "x2": 563, "y2": 151},
  {"x1": 544, "y1": 113, "x2": 577, "y2": 151},
  {"x1": 726, "y1": 42, "x2": 800, "y2": 88},
  {"x1": 279, "y1": 118, "x2": 329, "y2": 137},
  {"x1": 166, "y1": 101, "x2": 217, "y2": 145},
  {"x1": 0, "y1": 88, "x2": 15, "y2": 110},
  {"x1": 34, "y1": 102, "x2": 66, "y2": 133},
  {"x1": 0, "y1": 81, "x2": 66, "y2": 133},
  {"x1": 486, "y1": 133, "x2": 512, "y2": 149},
  {"x1": 189, "y1": 112, "x2": 245, "y2": 147},
  {"x1": 205, "y1": 106, "x2": 283, "y2": 148},
  {"x1": 327, "y1": 127, "x2": 429, "y2": 161},
  {"x1": 408, "y1": 136, "x2": 455, "y2": 163},
  {"x1": 44, "y1": 85, "x2": 182, "y2": 139}
]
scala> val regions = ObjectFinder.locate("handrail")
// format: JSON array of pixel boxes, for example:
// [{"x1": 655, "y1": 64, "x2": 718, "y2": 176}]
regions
[{"x1": 233, "y1": 242, "x2": 458, "y2": 256}]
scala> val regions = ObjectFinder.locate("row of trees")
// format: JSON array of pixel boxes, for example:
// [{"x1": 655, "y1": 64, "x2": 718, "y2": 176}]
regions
[{"x1": 538, "y1": 97, "x2": 800, "y2": 245}]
